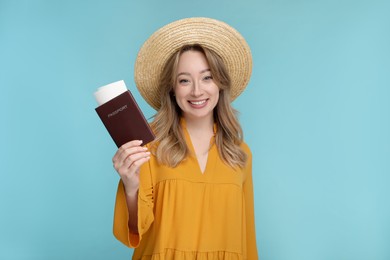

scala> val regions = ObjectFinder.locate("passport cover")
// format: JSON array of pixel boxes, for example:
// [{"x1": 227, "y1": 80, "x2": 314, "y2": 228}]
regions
[{"x1": 95, "y1": 90, "x2": 155, "y2": 147}]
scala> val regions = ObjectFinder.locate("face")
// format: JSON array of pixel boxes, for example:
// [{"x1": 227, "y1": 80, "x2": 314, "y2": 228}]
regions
[{"x1": 173, "y1": 50, "x2": 219, "y2": 122}]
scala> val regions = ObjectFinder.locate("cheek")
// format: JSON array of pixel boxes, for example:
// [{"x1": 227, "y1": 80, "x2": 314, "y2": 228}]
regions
[
  {"x1": 173, "y1": 88, "x2": 186, "y2": 108},
  {"x1": 215, "y1": 93, "x2": 220, "y2": 105},
  {"x1": 212, "y1": 87, "x2": 220, "y2": 100},
  {"x1": 173, "y1": 86, "x2": 191, "y2": 99}
]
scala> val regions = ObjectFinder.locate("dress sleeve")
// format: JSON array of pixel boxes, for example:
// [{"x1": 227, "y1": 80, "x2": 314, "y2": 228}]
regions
[
  {"x1": 243, "y1": 147, "x2": 259, "y2": 259},
  {"x1": 113, "y1": 158, "x2": 155, "y2": 248}
]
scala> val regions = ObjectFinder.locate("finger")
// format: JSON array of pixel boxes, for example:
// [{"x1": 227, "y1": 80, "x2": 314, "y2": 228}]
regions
[
  {"x1": 122, "y1": 151, "x2": 151, "y2": 170},
  {"x1": 121, "y1": 140, "x2": 143, "y2": 150},
  {"x1": 128, "y1": 156, "x2": 151, "y2": 173},
  {"x1": 113, "y1": 140, "x2": 145, "y2": 164},
  {"x1": 117, "y1": 146, "x2": 148, "y2": 167}
]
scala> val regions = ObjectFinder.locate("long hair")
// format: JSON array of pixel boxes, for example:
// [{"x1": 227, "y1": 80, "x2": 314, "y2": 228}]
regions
[{"x1": 150, "y1": 44, "x2": 247, "y2": 168}]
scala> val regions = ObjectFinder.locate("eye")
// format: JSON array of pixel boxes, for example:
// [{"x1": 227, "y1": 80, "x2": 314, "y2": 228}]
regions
[
  {"x1": 203, "y1": 75, "x2": 213, "y2": 81},
  {"x1": 178, "y1": 78, "x2": 191, "y2": 85}
]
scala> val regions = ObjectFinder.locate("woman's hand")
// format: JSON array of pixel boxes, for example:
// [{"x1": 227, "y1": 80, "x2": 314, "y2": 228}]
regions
[{"x1": 112, "y1": 140, "x2": 150, "y2": 195}]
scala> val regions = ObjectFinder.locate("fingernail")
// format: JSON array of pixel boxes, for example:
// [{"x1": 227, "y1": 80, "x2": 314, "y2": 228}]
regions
[{"x1": 138, "y1": 140, "x2": 143, "y2": 144}]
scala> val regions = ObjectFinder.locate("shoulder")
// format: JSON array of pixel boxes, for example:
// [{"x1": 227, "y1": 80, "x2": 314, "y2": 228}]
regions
[
  {"x1": 239, "y1": 141, "x2": 252, "y2": 175},
  {"x1": 240, "y1": 141, "x2": 252, "y2": 157}
]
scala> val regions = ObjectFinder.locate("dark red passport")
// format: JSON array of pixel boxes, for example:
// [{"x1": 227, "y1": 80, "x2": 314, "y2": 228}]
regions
[{"x1": 95, "y1": 90, "x2": 155, "y2": 147}]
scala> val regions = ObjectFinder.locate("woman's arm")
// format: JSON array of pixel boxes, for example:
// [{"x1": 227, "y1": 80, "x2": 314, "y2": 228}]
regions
[
  {"x1": 243, "y1": 146, "x2": 259, "y2": 259},
  {"x1": 112, "y1": 140, "x2": 150, "y2": 233}
]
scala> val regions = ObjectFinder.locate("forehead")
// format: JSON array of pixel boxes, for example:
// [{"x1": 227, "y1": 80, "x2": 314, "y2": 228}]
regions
[{"x1": 177, "y1": 50, "x2": 209, "y2": 71}]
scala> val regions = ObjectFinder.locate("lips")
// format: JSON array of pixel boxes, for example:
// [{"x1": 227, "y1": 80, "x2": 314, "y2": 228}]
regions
[
  {"x1": 188, "y1": 99, "x2": 208, "y2": 108},
  {"x1": 189, "y1": 99, "x2": 207, "y2": 105}
]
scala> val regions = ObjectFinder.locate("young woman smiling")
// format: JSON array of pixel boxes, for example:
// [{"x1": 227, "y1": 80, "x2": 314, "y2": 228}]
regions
[{"x1": 111, "y1": 17, "x2": 258, "y2": 260}]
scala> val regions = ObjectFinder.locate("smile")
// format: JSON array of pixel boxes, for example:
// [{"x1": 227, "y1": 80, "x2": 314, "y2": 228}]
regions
[{"x1": 189, "y1": 99, "x2": 207, "y2": 105}]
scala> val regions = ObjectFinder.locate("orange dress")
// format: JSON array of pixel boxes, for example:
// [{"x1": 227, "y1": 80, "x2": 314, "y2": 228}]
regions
[{"x1": 113, "y1": 122, "x2": 258, "y2": 259}]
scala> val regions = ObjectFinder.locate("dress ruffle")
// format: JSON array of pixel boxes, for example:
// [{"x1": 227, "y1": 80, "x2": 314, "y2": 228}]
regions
[{"x1": 138, "y1": 249, "x2": 244, "y2": 260}]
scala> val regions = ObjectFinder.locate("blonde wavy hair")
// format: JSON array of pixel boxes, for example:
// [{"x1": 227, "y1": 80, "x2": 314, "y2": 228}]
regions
[{"x1": 150, "y1": 44, "x2": 247, "y2": 168}]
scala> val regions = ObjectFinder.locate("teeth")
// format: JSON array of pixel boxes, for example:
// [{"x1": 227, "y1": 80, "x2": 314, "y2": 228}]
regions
[{"x1": 190, "y1": 100, "x2": 206, "y2": 105}]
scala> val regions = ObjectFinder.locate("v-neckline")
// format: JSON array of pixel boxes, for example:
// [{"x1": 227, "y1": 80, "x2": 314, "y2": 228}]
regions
[{"x1": 181, "y1": 119, "x2": 216, "y2": 175}]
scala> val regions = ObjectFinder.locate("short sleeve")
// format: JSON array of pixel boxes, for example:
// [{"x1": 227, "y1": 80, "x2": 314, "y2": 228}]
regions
[{"x1": 113, "y1": 158, "x2": 155, "y2": 248}]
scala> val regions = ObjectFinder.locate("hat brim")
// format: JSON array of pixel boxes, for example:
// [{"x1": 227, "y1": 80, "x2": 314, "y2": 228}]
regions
[{"x1": 134, "y1": 17, "x2": 252, "y2": 110}]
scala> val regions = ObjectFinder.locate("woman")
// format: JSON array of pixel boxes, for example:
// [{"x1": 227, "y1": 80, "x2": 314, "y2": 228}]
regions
[{"x1": 112, "y1": 17, "x2": 258, "y2": 259}]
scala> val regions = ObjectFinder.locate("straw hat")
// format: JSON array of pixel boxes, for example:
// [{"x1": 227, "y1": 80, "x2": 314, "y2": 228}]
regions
[{"x1": 134, "y1": 17, "x2": 252, "y2": 110}]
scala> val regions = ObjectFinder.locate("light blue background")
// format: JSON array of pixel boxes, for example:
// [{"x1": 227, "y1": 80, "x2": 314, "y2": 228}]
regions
[{"x1": 1, "y1": 0, "x2": 389, "y2": 259}]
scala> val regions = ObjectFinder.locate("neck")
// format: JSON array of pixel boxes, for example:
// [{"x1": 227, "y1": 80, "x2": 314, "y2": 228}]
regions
[{"x1": 183, "y1": 115, "x2": 214, "y2": 136}]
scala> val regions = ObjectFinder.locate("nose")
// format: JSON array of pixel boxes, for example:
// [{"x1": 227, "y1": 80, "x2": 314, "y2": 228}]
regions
[{"x1": 191, "y1": 80, "x2": 203, "y2": 97}]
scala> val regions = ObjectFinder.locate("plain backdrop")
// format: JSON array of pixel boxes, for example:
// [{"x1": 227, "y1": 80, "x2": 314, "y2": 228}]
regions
[{"x1": 1, "y1": 0, "x2": 389, "y2": 259}]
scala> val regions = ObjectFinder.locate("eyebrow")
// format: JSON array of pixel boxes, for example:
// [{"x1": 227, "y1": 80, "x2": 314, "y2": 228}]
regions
[{"x1": 177, "y1": 69, "x2": 211, "y2": 77}]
